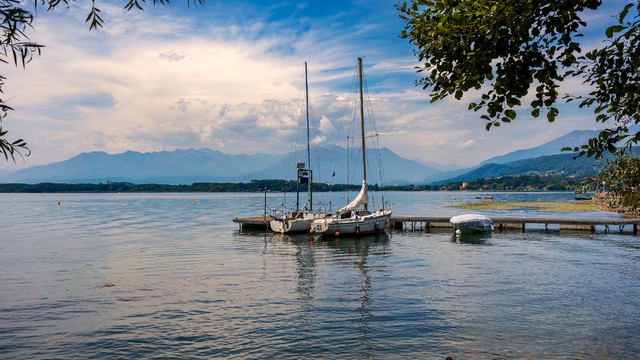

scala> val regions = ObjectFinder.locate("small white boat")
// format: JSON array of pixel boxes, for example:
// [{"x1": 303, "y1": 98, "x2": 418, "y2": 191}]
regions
[
  {"x1": 450, "y1": 214, "x2": 493, "y2": 234},
  {"x1": 270, "y1": 210, "x2": 328, "y2": 234}
]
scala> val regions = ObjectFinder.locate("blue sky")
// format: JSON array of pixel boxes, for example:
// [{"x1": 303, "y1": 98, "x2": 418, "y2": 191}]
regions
[{"x1": 0, "y1": 0, "x2": 626, "y2": 171}]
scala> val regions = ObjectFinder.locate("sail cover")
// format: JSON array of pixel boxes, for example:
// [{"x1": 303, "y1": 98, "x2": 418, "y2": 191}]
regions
[{"x1": 339, "y1": 180, "x2": 368, "y2": 213}]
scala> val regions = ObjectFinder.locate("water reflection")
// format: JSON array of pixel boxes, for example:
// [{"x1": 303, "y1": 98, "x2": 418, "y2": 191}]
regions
[
  {"x1": 276, "y1": 234, "x2": 318, "y2": 334},
  {"x1": 263, "y1": 232, "x2": 406, "y2": 355},
  {"x1": 323, "y1": 235, "x2": 390, "y2": 326},
  {"x1": 5, "y1": 191, "x2": 638, "y2": 359},
  {"x1": 451, "y1": 231, "x2": 492, "y2": 245}
]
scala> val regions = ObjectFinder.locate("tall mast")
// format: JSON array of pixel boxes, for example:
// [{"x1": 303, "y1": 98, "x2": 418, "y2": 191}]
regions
[
  {"x1": 304, "y1": 62, "x2": 313, "y2": 211},
  {"x1": 358, "y1": 57, "x2": 367, "y2": 211}
]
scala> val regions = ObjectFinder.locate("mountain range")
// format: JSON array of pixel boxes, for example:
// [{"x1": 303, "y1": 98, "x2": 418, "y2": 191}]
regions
[{"x1": 0, "y1": 129, "x2": 606, "y2": 185}]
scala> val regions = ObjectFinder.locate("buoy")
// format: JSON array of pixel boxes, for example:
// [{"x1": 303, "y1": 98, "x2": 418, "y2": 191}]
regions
[
  {"x1": 334, "y1": 231, "x2": 340, "y2": 237},
  {"x1": 192, "y1": 198, "x2": 195, "y2": 202},
  {"x1": 57, "y1": 201, "x2": 61, "y2": 206},
  {"x1": 309, "y1": 228, "x2": 316, "y2": 234}
]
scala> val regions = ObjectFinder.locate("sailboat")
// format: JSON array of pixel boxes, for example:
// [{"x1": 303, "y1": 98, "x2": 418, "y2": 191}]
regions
[
  {"x1": 270, "y1": 62, "x2": 329, "y2": 234},
  {"x1": 310, "y1": 58, "x2": 392, "y2": 237}
]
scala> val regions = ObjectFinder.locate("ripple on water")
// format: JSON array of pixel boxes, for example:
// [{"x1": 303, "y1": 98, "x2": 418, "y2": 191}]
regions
[{"x1": 0, "y1": 192, "x2": 639, "y2": 359}]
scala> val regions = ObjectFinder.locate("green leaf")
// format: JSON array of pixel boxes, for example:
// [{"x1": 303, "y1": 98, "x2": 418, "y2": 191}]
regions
[
  {"x1": 605, "y1": 25, "x2": 624, "y2": 38},
  {"x1": 505, "y1": 109, "x2": 516, "y2": 120},
  {"x1": 620, "y1": 3, "x2": 634, "y2": 22},
  {"x1": 531, "y1": 108, "x2": 540, "y2": 117},
  {"x1": 547, "y1": 112, "x2": 556, "y2": 122}
]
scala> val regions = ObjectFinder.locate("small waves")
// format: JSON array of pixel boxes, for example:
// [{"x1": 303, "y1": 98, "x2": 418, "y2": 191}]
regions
[{"x1": 1, "y1": 192, "x2": 639, "y2": 359}]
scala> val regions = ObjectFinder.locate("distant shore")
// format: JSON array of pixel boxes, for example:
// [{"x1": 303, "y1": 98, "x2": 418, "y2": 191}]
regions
[{"x1": 0, "y1": 177, "x2": 585, "y2": 193}]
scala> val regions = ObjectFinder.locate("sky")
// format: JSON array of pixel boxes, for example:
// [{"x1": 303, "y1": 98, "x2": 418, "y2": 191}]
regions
[{"x1": 0, "y1": 0, "x2": 627, "y2": 172}]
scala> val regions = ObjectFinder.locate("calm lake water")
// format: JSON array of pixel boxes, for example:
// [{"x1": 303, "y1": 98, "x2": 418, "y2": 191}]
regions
[{"x1": 1, "y1": 191, "x2": 639, "y2": 359}]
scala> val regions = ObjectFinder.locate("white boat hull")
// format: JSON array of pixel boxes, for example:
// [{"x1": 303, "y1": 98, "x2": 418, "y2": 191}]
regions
[
  {"x1": 311, "y1": 210, "x2": 391, "y2": 236},
  {"x1": 270, "y1": 211, "x2": 328, "y2": 234},
  {"x1": 450, "y1": 214, "x2": 493, "y2": 234}
]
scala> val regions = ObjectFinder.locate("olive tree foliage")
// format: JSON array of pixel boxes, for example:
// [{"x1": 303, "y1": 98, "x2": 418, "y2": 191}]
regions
[
  {"x1": 397, "y1": 0, "x2": 640, "y2": 158},
  {"x1": 0, "y1": 0, "x2": 204, "y2": 163}
]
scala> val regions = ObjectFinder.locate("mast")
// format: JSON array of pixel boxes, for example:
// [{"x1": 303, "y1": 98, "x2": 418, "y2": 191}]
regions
[
  {"x1": 305, "y1": 62, "x2": 312, "y2": 211},
  {"x1": 297, "y1": 62, "x2": 313, "y2": 212},
  {"x1": 358, "y1": 57, "x2": 367, "y2": 211}
]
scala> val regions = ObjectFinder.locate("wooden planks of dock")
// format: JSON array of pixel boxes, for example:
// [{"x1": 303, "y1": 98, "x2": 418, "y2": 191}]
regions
[
  {"x1": 233, "y1": 215, "x2": 270, "y2": 230},
  {"x1": 390, "y1": 216, "x2": 640, "y2": 235}
]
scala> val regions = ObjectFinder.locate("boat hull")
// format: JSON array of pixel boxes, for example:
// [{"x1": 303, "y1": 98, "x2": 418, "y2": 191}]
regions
[
  {"x1": 270, "y1": 212, "x2": 328, "y2": 234},
  {"x1": 311, "y1": 210, "x2": 391, "y2": 236}
]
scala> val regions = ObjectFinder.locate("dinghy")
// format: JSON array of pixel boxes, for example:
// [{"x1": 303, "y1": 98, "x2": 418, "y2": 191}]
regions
[{"x1": 450, "y1": 214, "x2": 493, "y2": 234}]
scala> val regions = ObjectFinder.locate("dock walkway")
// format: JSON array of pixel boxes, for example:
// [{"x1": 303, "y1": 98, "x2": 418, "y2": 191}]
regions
[
  {"x1": 233, "y1": 216, "x2": 270, "y2": 229},
  {"x1": 391, "y1": 216, "x2": 640, "y2": 234},
  {"x1": 233, "y1": 215, "x2": 640, "y2": 234}
]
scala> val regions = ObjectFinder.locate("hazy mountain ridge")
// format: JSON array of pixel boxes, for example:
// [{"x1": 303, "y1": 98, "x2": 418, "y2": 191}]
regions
[
  {"x1": 433, "y1": 153, "x2": 602, "y2": 185},
  {"x1": 478, "y1": 129, "x2": 600, "y2": 165},
  {"x1": 419, "y1": 129, "x2": 603, "y2": 184},
  {"x1": 252, "y1": 145, "x2": 441, "y2": 185},
  {"x1": 0, "y1": 146, "x2": 438, "y2": 185},
  {"x1": 0, "y1": 129, "x2": 613, "y2": 185}
]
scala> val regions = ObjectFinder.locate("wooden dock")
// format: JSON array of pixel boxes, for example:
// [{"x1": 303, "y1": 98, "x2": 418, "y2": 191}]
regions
[
  {"x1": 233, "y1": 215, "x2": 270, "y2": 230},
  {"x1": 233, "y1": 215, "x2": 640, "y2": 234},
  {"x1": 391, "y1": 216, "x2": 640, "y2": 235}
]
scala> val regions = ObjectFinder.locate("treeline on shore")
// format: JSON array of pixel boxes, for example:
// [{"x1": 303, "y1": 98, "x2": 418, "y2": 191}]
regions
[{"x1": 0, "y1": 175, "x2": 589, "y2": 193}]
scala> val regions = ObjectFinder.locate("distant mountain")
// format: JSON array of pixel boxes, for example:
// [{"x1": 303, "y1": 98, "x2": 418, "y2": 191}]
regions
[
  {"x1": 419, "y1": 129, "x2": 602, "y2": 184},
  {"x1": 0, "y1": 128, "x2": 625, "y2": 185},
  {"x1": 479, "y1": 129, "x2": 600, "y2": 165},
  {"x1": 419, "y1": 160, "x2": 464, "y2": 172},
  {"x1": 0, "y1": 149, "x2": 281, "y2": 184},
  {"x1": 434, "y1": 152, "x2": 601, "y2": 185},
  {"x1": 0, "y1": 146, "x2": 437, "y2": 185}
]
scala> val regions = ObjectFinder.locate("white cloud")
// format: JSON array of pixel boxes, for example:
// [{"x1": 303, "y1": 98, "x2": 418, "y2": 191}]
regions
[
  {"x1": 459, "y1": 139, "x2": 476, "y2": 148},
  {"x1": 0, "y1": 0, "x2": 608, "y2": 172}
]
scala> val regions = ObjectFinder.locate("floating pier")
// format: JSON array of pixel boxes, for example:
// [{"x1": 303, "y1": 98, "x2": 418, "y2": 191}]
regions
[
  {"x1": 233, "y1": 215, "x2": 270, "y2": 230},
  {"x1": 391, "y1": 216, "x2": 640, "y2": 235},
  {"x1": 233, "y1": 215, "x2": 640, "y2": 235}
]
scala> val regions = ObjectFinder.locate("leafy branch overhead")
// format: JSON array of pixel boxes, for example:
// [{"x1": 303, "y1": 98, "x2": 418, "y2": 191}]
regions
[
  {"x1": 0, "y1": 0, "x2": 205, "y2": 162},
  {"x1": 398, "y1": 0, "x2": 640, "y2": 158}
]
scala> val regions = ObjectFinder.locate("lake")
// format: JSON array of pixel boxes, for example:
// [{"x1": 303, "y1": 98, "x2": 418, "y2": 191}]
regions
[{"x1": 1, "y1": 191, "x2": 638, "y2": 359}]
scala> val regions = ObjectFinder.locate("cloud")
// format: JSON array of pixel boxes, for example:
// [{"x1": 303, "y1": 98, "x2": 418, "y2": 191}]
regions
[
  {"x1": 159, "y1": 51, "x2": 187, "y2": 62},
  {"x1": 311, "y1": 134, "x2": 326, "y2": 146},
  {"x1": 0, "y1": 0, "x2": 608, "y2": 172},
  {"x1": 459, "y1": 139, "x2": 476, "y2": 148},
  {"x1": 318, "y1": 115, "x2": 335, "y2": 135}
]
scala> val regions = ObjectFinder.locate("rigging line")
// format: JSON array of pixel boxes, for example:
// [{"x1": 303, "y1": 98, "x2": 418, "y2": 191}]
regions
[
  {"x1": 359, "y1": 63, "x2": 389, "y2": 211},
  {"x1": 361, "y1": 69, "x2": 387, "y2": 188},
  {"x1": 347, "y1": 61, "x2": 364, "y2": 185},
  {"x1": 286, "y1": 65, "x2": 308, "y2": 182},
  {"x1": 325, "y1": 63, "x2": 360, "y2": 182},
  {"x1": 307, "y1": 89, "x2": 322, "y2": 183}
]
